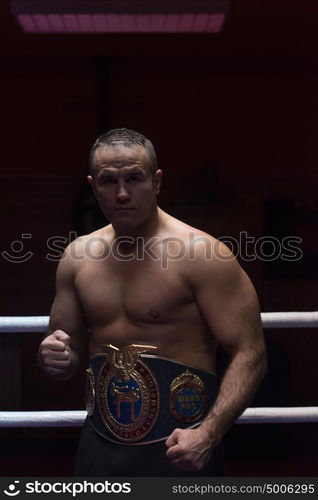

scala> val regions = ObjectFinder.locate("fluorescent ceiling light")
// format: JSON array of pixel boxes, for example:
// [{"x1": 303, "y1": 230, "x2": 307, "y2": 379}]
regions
[{"x1": 11, "y1": 1, "x2": 229, "y2": 33}]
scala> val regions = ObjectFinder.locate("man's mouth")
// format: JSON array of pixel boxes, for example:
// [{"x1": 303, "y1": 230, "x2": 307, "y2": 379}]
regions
[{"x1": 114, "y1": 207, "x2": 136, "y2": 212}]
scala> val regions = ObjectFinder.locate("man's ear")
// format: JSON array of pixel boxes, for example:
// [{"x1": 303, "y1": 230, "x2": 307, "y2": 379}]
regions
[
  {"x1": 154, "y1": 169, "x2": 163, "y2": 195},
  {"x1": 87, "y1": 175, "x2": 97, "y2": 198}
]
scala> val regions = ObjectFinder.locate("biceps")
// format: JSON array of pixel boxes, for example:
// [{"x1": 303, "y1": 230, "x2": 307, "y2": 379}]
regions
[
  {"x1": 197, "y1": 272, "x2": 263, "y2": 353},
  {"x1": 49, "y1": 286, "x2": 87, "y2": 343}
]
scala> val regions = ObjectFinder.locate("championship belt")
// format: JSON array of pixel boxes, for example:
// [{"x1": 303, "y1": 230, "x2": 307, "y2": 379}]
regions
[{"x1": 86, "y1": 344, "x2": 217, "y2": 445}]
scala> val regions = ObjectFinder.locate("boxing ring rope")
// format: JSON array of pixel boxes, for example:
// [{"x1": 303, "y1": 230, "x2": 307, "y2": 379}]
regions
[
  {"x1": 0, "y1": 407, "x2": 318, "y2": 427},
  {"x1": 0, "y1": 316, "x2": 49, "y2": 333},
  {"x1": 0, "y1": 311, "x2": 317, "y2": 427},
  {"x1": 260, "y1": 311, "x2": 318, "y2": 329},
  {"x1": 1, "y1": 311, "x2": 318, "y2": 332}
]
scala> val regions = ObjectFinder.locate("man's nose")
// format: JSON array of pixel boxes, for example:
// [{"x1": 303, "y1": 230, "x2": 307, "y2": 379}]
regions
[{"x1": 116, "y1": 182, "x2": 130, "y2": 202}]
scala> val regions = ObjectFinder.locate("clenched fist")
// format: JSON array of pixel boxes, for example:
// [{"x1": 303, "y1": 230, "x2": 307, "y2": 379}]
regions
[
  {"x1": 39, "y1": 329, "x2": 71, "y2": 378},
  {"x1": 166, "y1": 426, "x2": 214, "y2": 472}
]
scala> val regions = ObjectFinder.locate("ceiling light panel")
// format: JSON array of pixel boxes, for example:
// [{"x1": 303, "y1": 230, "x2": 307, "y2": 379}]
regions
[{"x1": 12, "y1": 1, "x2": 229, "y2": 33}]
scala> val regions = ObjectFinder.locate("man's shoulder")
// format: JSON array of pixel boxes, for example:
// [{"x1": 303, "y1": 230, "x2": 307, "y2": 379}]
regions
[
  {"x1": 62, "y1": 225, "x2": 112, "y2": 262},
  {"x1": 162, "y1": 212, "x2": 220, "y2": 251},
  {"x1": 76, "y1": 225, "x2": 112, "y2": 242},
  {"x1": 162, "y1": 214, "x2": 241, "y2": 275},
  {"x1": 161, "y1": 213, "x2": 238, "y2": 274}
]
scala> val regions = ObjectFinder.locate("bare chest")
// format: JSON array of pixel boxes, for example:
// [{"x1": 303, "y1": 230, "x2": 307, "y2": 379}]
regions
[{"x1": 75, "y1": 258, "x2": 194, "y2": 327}]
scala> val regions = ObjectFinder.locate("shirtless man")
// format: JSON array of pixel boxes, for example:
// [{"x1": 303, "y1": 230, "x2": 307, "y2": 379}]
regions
[{"x1": 38, "y1": 128, "x2": 266, "y2": 476}]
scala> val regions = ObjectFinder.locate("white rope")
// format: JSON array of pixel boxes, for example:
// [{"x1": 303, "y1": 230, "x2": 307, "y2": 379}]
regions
[
  {"x1": 0, "y1": 411, "x2": 85, "y2": 427},
  {"x1": 237, "y1": 407, "x2": 318, "y2": 424},
  {"x1": 0, "y1": 316, "x2": 49, "y2": 332},
  {"x1": 260, "y1": 311, "x2": 318, "y2": 328},
  {"x1": 0, "y1": 312, "x2": 317, "y2": 332},
  {"x1": 0, "y1": 407, "x2": 317, "y2": 427}
]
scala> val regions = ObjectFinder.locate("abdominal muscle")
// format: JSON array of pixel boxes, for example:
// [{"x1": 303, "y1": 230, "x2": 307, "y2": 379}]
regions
[{"x1": 88, "y1": 320, "x2": 217, "y2": 373}]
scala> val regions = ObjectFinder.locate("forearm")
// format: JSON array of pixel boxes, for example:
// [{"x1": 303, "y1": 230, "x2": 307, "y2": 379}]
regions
[{"x1": 200, "y1": 348, "x2": 267, "y2": 444}]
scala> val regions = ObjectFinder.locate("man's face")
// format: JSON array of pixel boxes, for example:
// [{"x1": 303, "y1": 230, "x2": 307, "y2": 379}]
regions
[{"x1": 88, "y1": 144, "x2": 162, "y2": 232}]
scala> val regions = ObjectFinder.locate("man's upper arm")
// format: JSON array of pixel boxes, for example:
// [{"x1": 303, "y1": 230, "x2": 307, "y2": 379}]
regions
[
  {"x1": 48, "y1": 246, "x2": 87, "y2": 358},
  {"x1": 190, "y1": 240, "x2": 264, "y2": 356}
]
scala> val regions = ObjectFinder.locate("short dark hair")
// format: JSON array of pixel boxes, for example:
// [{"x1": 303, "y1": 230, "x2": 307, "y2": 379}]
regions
[{"x1": 89, "y1": 128, "x2": 158, "y2": 176}]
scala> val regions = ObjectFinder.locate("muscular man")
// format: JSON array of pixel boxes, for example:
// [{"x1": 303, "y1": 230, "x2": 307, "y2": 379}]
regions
[{"x1": 38, "y1": 128, "x2": 266, "y2": 476}]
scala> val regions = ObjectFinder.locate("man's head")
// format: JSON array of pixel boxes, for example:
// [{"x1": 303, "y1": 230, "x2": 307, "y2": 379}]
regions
[
  {"x1": 87, "y1": 128, "x2": 162, "y2": 235},
  {"x1": 89, "y1": 128, "x2": 158, "y2": 178}
]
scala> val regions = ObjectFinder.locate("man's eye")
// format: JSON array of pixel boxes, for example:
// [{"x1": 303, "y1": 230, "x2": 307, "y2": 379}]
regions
[
  {"x1": 101, "y1": 177, "x2": 116, "y2": 184},
  {"x1": 127, "y1": 176, "x2": 141, "y2": 182}
]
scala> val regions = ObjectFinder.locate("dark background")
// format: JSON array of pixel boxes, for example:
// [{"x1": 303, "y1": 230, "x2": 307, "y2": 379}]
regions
[{"x1": 0, "y1": 0, "x2": 317, "y2": 476}]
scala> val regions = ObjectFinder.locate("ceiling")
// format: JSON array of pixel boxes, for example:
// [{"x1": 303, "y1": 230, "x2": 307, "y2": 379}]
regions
[{"x1": 0, "y1": 0, "x2": 317, "y2": 69}]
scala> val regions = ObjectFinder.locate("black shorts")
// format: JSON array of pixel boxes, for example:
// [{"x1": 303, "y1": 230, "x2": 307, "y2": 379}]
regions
[{"x1": 74, "y1": 418, "x2": 224, "y2": 477}]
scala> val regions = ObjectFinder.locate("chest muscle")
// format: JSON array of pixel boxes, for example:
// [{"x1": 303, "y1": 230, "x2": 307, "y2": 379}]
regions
[{"x1": 75, "y1": 260, "x2": 193, "y2": 327}]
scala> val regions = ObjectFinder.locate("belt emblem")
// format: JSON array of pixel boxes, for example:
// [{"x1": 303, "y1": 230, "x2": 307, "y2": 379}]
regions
[
  {"x1": 169, "y1": 370, "x2": 207, "y2": 423},
  {"x1": 85, "y1": 367, "x2": 95, "y2": 417},
  {"x1": 97, "y1": 344, "x2": 160, "y2": 443}
]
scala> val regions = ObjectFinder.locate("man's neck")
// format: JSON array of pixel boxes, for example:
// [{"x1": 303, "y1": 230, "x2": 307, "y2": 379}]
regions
[{"x1": 112, "y1": 206, "x2": 163, "y2": 241}]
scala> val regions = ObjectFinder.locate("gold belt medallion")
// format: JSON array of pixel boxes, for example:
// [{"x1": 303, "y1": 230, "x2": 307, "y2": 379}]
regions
[
  {"x1": 97, "y1": 344, "x2": 160, "y2": 443},
  {"x1": 85, "y1": 367, "x2": 95, "y2": 417},
  {"x1": 169, "y1": 370, "x2": 207, "y2": 423}
]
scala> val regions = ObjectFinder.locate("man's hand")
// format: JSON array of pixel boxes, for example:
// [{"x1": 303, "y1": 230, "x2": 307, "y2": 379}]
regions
[
  {"x1": 39, "y1": 330, "x2": 71, "y2": 378},
  {"x1": 165, "y1": 426, "x2": 215, "y2": 472}
]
